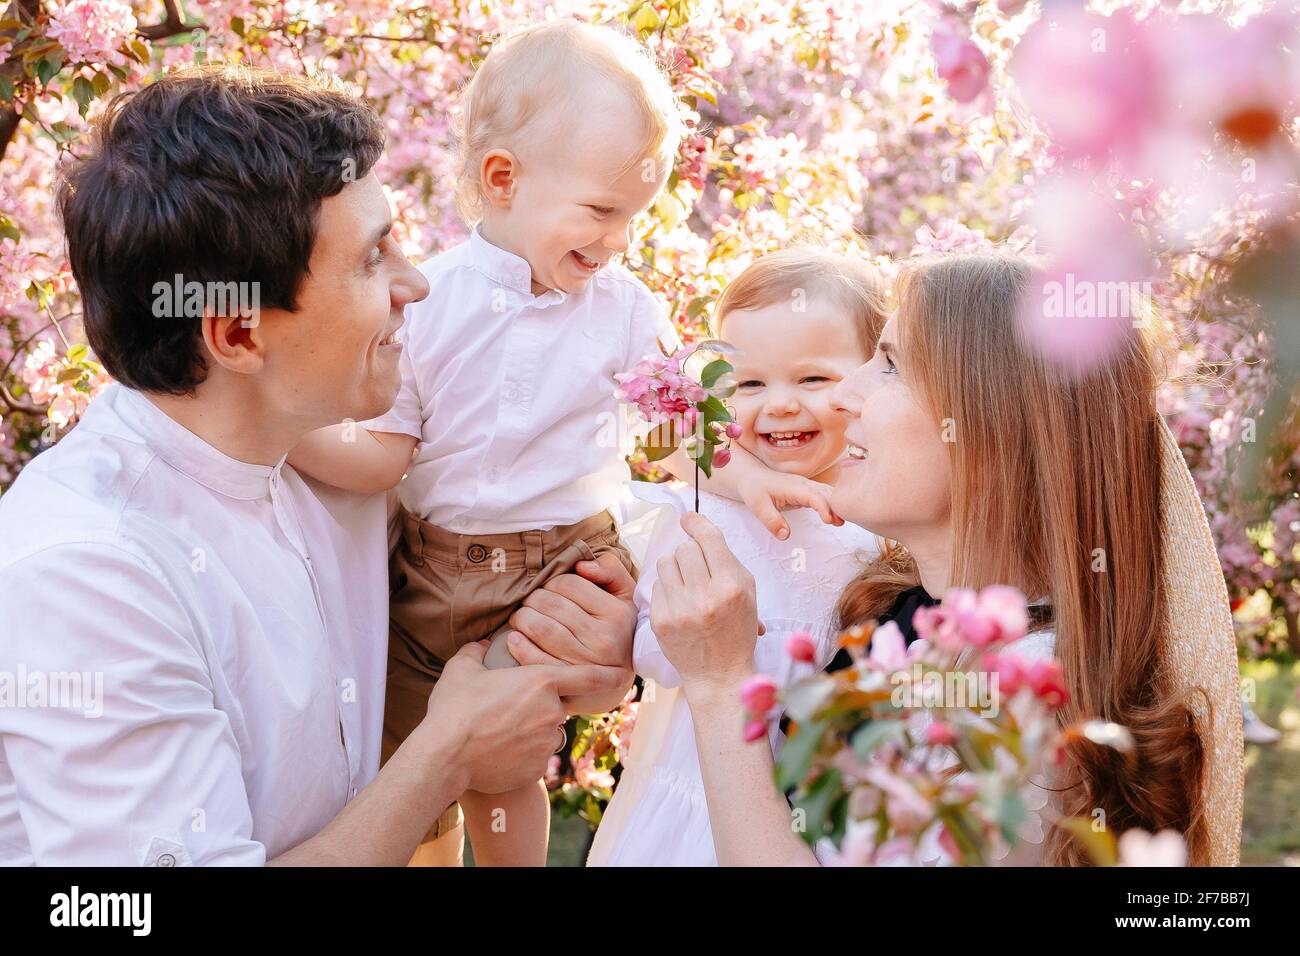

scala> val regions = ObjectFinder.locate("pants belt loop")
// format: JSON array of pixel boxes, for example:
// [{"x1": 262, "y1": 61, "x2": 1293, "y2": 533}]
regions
[
  {"x1": 403, "y1": 511, "x2": 426, "y2": 566},
  {"x1": 525, "y1": 531, "x2": 544, "y2": 574}
]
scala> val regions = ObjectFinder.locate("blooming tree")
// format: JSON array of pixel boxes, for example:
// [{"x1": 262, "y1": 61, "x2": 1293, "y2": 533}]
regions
[{"x1": 2, "y1": 0, "x2": 1298, "y2": 815}]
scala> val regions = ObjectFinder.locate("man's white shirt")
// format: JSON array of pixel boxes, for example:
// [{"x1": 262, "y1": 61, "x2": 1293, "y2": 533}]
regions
[
  {"x1": 0, "y1": 384, "x2": 388, "y2": 865},
  {"x1": 364, "y1": 227, "x2": 678, "y2": 534}
]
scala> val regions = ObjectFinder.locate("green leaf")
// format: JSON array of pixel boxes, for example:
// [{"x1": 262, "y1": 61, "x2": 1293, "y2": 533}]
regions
[
  {"x1": 66, "y1": 343, "x2": 88, "y2": 364},
  {"x1": 775, "y1": 717, "x2": 828, "y2": 792},
  {"x1": 231, "y1": 15, "x2": 246, "y2": 37},
  {"x1": 700, "y1": 358, "x2": 733, "y2": 389},
  {"x1": 91, "y1": 72, "x2": 111, "y2": 96},
  {"x1": 1055, "y1": 816, "x2": 1118, "y2": 867},
  {"x1": 71, "y1": 75, "x2": 93, "y2": 117},
  {"x1": 0, "y1": 213, "x2": 18, "y2": 243},
  {"x1": 791, "y1": 768, "x2": 843, "y2": 845},
  {"x1": 0, "y1": 75, "x2": 13, "y2": 104},
  {"x1": 36, "y1": 55, "x2": 62, "y2": 87},
  {"x1": 850, "y1": 717, "x2": 907, "y2": 761}
]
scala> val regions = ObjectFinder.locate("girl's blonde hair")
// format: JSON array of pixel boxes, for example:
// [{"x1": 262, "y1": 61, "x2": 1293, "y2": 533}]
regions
[
  {"x1": 452, "y1": 19, "x2": 682, "y2": 224},
  {"x1": 836, "y1": 251, "x2": 1207, "y2": 866},
  {"x1": 713, "y1": 247, "x2": 888, "y2": 354}
]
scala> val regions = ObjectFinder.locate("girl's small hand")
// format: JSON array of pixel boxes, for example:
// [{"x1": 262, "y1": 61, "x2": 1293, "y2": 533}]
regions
[
  {"x1": 738, "y1": 470, "x2": 843, "y2": 540},
  {"x1": 650, "y1": 513, "x2": 762, "y2": 695}
]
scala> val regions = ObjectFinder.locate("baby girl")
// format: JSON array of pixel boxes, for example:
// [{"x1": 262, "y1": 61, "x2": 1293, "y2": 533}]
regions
[{"x1": 587, "y1": 248, "x2": 887, "y2": 866}]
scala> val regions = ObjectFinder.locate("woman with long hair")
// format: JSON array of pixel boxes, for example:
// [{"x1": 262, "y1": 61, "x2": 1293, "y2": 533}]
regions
[{"x1": 645, "y1": 251, "x2": 1243, "y2": 865}]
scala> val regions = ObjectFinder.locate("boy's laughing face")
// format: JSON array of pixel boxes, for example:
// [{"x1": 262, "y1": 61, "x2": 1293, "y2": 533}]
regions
[{"x1": 477, "y1": 85, "x2": 670, "y2": 296}]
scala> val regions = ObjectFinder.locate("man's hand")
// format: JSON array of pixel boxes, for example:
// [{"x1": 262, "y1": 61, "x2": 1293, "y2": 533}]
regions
[
  {"x1": 422, "y1": 642, "x2": 628, "y2": 794},
  {"x1": 738, "y1": 470, "x2": 843, "y2": 540},
  {"x1": 503, "y1": 553, "x2": 637, "y2": 714}
]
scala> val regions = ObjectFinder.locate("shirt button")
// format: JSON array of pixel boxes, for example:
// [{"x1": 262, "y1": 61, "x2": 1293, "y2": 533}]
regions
[
  {"x1": 157, "y1": 853, "x2": 176, "y2": 867},
  {"x1": 467, "y1": 544, "x2": 488, "y2": 563}
]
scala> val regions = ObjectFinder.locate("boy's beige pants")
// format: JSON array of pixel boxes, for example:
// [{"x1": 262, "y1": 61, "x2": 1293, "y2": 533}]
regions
[{"x1": 378, "y1": 500, "x2": 636, "y2": 861}]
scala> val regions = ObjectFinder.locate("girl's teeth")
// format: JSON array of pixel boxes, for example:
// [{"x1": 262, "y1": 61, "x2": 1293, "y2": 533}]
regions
[{"x1": 766, "y1": 431, "x2": 814, "y2": 448}]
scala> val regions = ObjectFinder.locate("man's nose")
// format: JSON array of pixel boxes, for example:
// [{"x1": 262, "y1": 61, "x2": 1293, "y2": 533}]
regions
[{"x1": 394, "y1": 255, "x2": 430, "y2": 306}]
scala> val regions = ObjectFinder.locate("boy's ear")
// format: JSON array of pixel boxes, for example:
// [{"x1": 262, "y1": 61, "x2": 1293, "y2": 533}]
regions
[
  {"x1": 481, "y1": 148, "x2": 518, "y2": 209},
  {"x1": 200, "y1": 310, "x2": 267, "y2": 376}
]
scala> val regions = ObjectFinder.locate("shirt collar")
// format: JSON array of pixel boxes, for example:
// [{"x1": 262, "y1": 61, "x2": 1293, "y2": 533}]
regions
[
  {"x1": 113, "y1": 384, "x2": 283, "y2": 501},
  {"x1": 468, "y1": 226, "x2": 567, "y2": 305}
]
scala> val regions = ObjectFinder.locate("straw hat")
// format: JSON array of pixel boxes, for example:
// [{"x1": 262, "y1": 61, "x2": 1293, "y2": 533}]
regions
[{"x1": 1157, "y1": 416, "x2": 1244, "y2": 866}]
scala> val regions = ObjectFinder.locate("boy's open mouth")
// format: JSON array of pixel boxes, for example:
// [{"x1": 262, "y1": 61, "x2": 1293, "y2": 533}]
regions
[
  {"x1": 570, "y1": 250, "x2": 602, "y2": 272},
  {"x1": 761, "y1": 430, "x2": 818, "y2": 449}
]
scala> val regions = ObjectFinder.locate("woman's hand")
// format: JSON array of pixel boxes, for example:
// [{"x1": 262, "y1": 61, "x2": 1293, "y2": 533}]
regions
[{"x1": 650, "y1": 512, "x2": 762, "y2": 696}]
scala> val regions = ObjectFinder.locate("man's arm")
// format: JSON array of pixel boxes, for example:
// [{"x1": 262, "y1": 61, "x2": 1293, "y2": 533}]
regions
[
  {"x1": 271, "y1": 643, "x2": 627, "y2": 865},
  {"x1": 0, "y1": 544, "x2": 270, "y2": 865}
]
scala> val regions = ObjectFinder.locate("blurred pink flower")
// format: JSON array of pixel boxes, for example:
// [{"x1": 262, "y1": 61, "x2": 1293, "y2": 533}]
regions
[
  {"x1": 932, "y1": 23, "x2": 990, "y2": 105},
  {"x1": 739, "y1": 674, "x2": 778, "y2": 715},
  {"x1": 742, "y1": 718, "x2": 768, "y2": 743},
  {"x1": 785, "y1": 631, "x2": 817, "y2": 663},
  {"x1": 1117, "y1": 828, "x2": 1188, "y2": 867}
]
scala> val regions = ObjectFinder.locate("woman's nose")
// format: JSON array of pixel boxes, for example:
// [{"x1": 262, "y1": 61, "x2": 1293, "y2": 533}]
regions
[{"x1": 830, "y1": 365, "x2": 867, "y2": 417}]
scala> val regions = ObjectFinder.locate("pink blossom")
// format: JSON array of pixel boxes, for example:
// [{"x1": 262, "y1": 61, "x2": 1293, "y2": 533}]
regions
[
  {"x1": 711, "y1": 446, "x2": 732, "y2": 468},
  {"x1": 1117, "y1": 828, "x2": 1188, "y2": 867},
  {"x1": 1026, "y1": 659, "x2": 1069, "y2": 710},
  {"x1": 931, "y1": 23, "x2": 990, "y2": 104},
  {"x1": 45, "y1": 0, "x2": 138, "y2": 69},
  {"x1": 742, "y1": 718, "x2": 768, "y2": 743},
  {"x1": 739, "y1": 674, "x2": 778, "y2": 715},
  {"x1": 926, "y1": 721, "x2": 956, "y2": 747},
  {"x1": 867, "y1": 620, "x2": 909, "y2": 671},
  {"x1": 785, "y1": 631, "x2": 817, "y2": 663}
]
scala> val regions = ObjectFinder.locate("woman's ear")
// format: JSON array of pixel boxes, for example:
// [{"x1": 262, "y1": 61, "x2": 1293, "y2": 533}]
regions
[
  {"x1": 481, "y1": 148, "x2": 518, "y2": 209},
  {"x1": 200, "y1": 310, "x2": 267, "y2": 376}
]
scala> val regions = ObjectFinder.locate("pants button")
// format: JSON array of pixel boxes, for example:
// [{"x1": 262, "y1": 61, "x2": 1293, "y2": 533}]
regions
[{"x1": 467, "y1": 544, "x2": 488, "y2": 563}]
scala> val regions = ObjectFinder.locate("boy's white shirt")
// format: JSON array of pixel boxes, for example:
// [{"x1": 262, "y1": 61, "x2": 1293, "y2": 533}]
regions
[{"x1": 363, "y1": 226, "x2": 679, "y2": 534}]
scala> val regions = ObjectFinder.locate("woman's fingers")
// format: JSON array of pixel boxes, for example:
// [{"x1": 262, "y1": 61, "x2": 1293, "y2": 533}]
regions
[{"x1": 672, "y1": 537, "x2": 711, "y2": 583}]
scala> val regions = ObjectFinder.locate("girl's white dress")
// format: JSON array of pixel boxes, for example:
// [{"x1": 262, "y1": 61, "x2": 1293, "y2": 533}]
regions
[{"x1": 587, "y1": 482, "x2": 880, "y2": 867}]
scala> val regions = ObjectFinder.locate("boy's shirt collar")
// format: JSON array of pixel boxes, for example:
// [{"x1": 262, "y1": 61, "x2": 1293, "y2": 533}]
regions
[{"x1": 468, "y1": 226, "x2": 568, "y2": 306}]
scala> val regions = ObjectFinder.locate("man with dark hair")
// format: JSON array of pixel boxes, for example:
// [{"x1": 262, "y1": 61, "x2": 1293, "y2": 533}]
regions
[{"x1": 0, "y1": 67, "x2": 635, "y2": 865}]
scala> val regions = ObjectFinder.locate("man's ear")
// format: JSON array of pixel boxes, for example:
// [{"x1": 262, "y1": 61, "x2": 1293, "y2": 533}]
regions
[
  {"x1": 200, "y1": 311, "x2": 267, "y2": 375},
  {"x1": 480, "y1": 148, "x2": 518, "y2": 210}
]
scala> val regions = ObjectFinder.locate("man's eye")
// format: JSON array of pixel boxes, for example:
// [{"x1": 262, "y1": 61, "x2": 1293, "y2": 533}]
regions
[{"x1": 365, "y1": 247, "x2": 385, "y2": 271}]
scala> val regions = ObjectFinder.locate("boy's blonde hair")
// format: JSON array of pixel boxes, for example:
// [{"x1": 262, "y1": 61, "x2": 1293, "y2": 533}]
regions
[
  {"x1": 452, "y1": 19, "x2": 682, "y2": 224},
  {"x1": 714, "y1": 248, "x2": 888, "y2": 354}
]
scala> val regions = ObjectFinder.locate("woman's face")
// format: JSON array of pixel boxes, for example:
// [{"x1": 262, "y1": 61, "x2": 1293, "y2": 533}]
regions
[{"x1": 829, "y1": 315, "x2": 952, "y2": 542}]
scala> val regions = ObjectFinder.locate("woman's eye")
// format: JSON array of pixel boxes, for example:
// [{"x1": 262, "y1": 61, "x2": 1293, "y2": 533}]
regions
[{"x1": 882, "y1": 354, "x2": 898, "y2": 374}]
